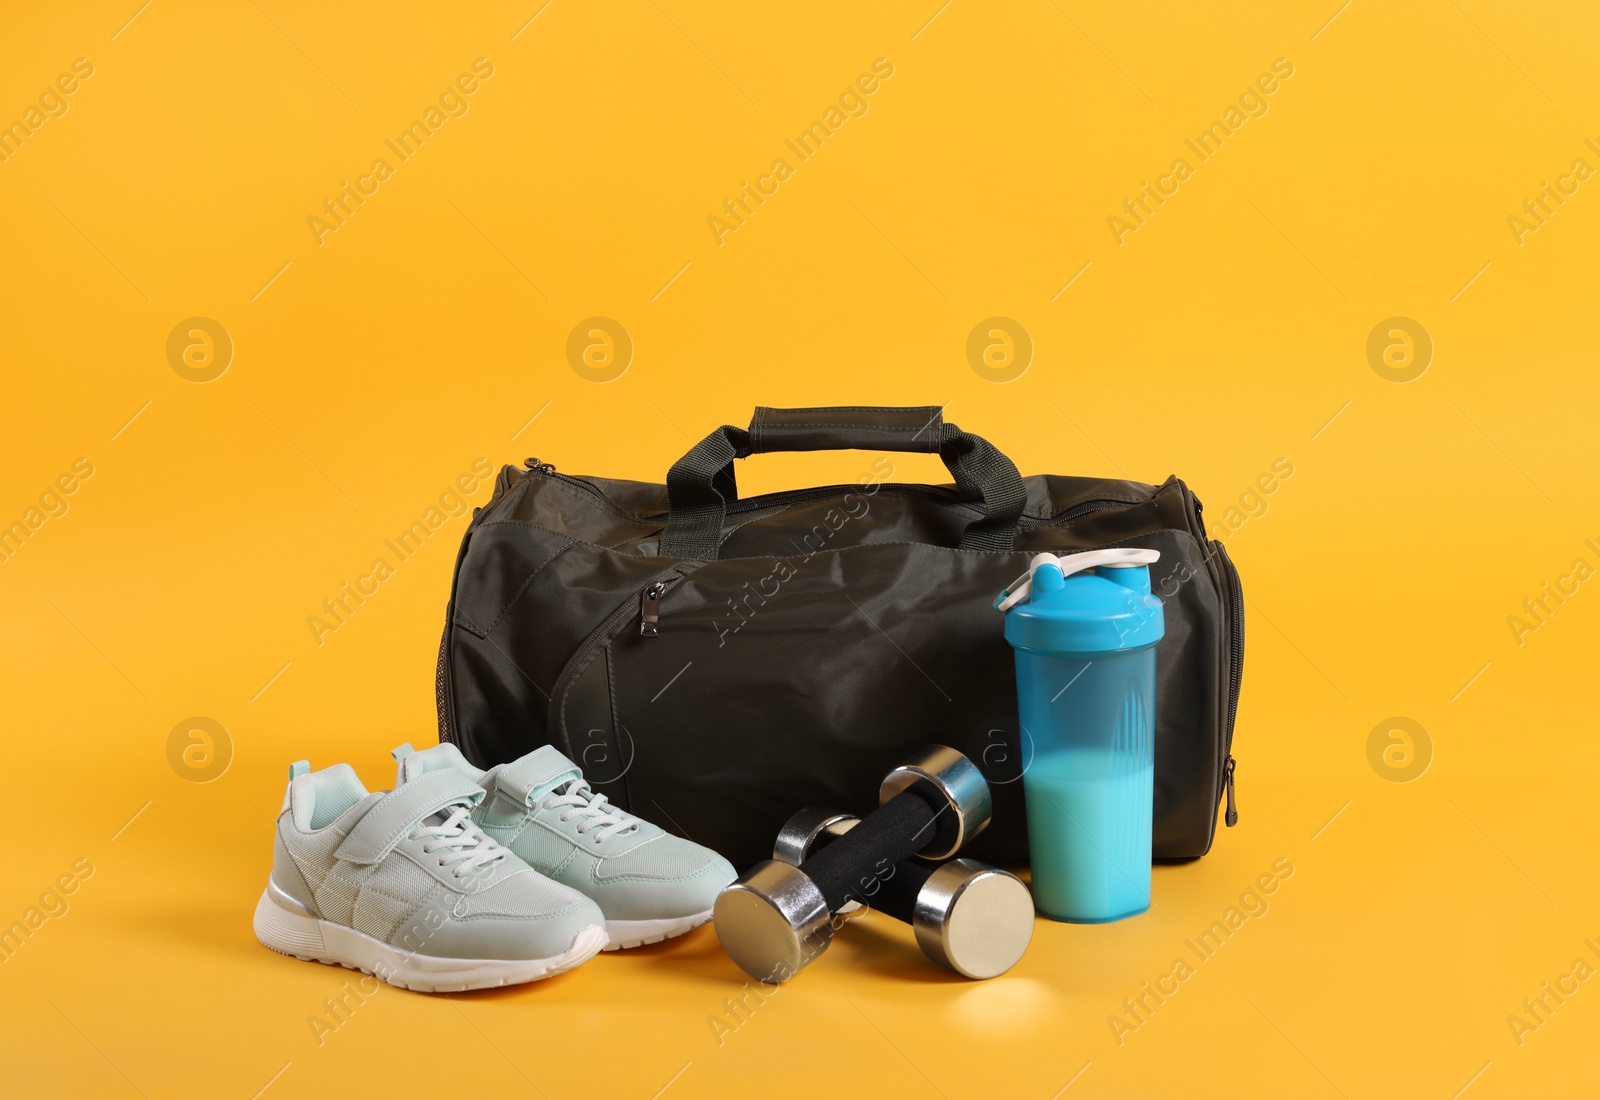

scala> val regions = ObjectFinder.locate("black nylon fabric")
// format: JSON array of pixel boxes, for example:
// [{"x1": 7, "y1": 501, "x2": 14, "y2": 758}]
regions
[{"x1": 436, "y1": 408, "x2": 1244, "y2": 869}]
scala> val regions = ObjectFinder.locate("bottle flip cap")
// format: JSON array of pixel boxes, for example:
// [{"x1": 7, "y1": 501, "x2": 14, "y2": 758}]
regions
[
  {"x1": 994, "y1": 548, "x2": 1161, "y2": 612},
  {"x1": 995, "y1": 547, "x2": 1165, "y2": 655}
]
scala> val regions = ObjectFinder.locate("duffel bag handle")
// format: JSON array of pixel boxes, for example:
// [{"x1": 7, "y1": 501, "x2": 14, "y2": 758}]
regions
[{"x1": 659, "y1": 406, "x2": 1027, "y2": 560}]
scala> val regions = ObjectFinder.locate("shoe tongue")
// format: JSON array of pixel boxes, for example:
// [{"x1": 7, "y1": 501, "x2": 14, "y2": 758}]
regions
[
  {"x1": 420, "y1": 798, "x2": 487, "y2": 836},
  {"x1": 392, "y1": 742, "x2": 485, "y2": 787},
  {"x1": 491, "y1": 745, "x2": 584, "y2": 806},
  {"x1": 421, "y1": 805, "x2": 457, "y2": 827}
]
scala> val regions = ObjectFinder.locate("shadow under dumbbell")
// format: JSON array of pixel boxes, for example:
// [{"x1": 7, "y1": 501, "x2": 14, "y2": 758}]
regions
[{"x1": 827, "y1": 911, "x2": 984, "y2": 984}]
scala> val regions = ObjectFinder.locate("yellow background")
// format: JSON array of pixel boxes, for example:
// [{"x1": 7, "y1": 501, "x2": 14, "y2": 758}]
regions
[{"x1": 3, "y1": 1, "x2": 1597, "y2": 1096}]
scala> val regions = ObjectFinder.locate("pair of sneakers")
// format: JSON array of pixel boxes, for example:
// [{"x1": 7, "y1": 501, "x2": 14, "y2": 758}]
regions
[{"x1": 253, "y1": 741, "x2": 735, "y2": 992}]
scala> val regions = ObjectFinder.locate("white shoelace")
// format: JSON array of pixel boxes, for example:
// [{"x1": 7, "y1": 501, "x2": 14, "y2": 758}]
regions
[
  {"x1": 410, "y1": 804, "x2": 512, "y2": 879},
  {"x1": 542, "y1": 780, "x2": 637, "y2": 843}
]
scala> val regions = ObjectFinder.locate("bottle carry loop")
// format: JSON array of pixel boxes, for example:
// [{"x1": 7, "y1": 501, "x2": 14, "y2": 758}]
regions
[{"x1": 995, "y1": 548, "x2": 1162, "y2": 612}]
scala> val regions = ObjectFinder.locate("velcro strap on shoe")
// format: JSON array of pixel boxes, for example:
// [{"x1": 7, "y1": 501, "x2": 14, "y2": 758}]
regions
[
  {"x1": 335, "y1": 771, "x2": 486, "y2": 866},
  {"x1": 494, "y1": 745, "x2": 583, "y2": 807}
]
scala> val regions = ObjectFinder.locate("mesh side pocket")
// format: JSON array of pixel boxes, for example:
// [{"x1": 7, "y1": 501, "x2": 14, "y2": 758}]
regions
[{"x1": 435, "y1": 617, "x2": 454, "y2": 745}]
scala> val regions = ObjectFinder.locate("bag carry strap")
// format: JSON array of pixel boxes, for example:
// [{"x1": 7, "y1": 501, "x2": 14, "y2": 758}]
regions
[{"x1": 659, "y1": 406, "x2": 1027, "y2": 561}]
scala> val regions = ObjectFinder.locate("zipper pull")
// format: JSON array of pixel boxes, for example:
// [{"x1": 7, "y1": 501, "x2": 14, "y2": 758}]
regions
[
  {"x1": 524, "y1": 458, "x2": 556, "y2": 474},
  {"x1": 639, "y1": 581, "x2": 669, "y2": 637},
  {"x1": 1223, "y1": 756, "x2": 1238, "y2": 827}
]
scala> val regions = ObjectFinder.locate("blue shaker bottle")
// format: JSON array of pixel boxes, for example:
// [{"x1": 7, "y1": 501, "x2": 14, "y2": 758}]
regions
[{"x1": 996, "y1": 548, "x2": 1164, "y2": 922}]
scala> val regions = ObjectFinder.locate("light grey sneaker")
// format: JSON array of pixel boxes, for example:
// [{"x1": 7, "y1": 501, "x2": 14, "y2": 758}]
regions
[
  {"x1": 254, "y1": 760, "x2": 607, "y2": 991},
  {"x1": 393, "y1": 743, "x2": 737, "y2": 950}
]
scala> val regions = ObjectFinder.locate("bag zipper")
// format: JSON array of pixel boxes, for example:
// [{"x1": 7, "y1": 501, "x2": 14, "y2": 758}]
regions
[
  {"x1": 1223, "y1": 756, "x2": 1237, "y2": 827},
  {"x1": 639, "y1": 576, "x2": 682, "y2": 637},
  {"x1": 528, "y1": 459, "x2": 931, "y2": 515},
  {"x1": 1211, "y1": 532, "x2": 1245, "y2": 828},
  {"x1": 538, "y1": 450, "x2": 1234, "y2": 827},
  {"x1": 1021, "y1": 498, "x2": 1126, "y2": 527},
  {"x1": 523, "y1": 458, "x2": 1135, "y2": 527},
  {"x1": 545, "y1": 564, "x2": 693, "y2": 749}
]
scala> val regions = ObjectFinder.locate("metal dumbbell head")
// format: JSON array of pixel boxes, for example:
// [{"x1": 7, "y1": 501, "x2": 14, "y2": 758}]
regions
[
  {"x1": 773, "y1": 806, "x2": 858, "y2": 866},
  {"x1": 713, "y1": 861, "x2": 832, "y2": 984},
  {"x1": 912, "y1": 859, "x2": 1034, "y2": 980},
  {"x1": 773, "y1": 807, "x2": 1033, "y2": 980},
  {"x1": 773, "y1": 807, "x2": 862, "y2": 913},
  {"x1": 878, "y1": 745, "x2": 992, "y2": 860},
  {"x1": 717, "y1": 748, "x2": 994, "y2": 984}
]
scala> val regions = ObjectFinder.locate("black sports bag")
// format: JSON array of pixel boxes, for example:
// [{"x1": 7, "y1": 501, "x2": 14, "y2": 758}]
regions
[{"x1": 434, "y1": 406, "x2": 1243, "y2": 867}]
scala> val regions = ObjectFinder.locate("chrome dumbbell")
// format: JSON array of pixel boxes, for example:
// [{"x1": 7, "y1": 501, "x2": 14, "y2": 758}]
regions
[
  {"x1": 713, "y1": 746, "x2": 992, "y2": 983},
  {"x1": 774, "y1": 806, "x2": 1033, "y2": 979}
]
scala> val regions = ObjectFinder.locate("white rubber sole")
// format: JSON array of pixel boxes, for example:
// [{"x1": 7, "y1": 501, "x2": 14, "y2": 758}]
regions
[
  {"x1": 252, "y1": 888, "x2": 607, "y2": 992},
  {"x1": 603, "y1": 907, "x2": 714, "y2": 951}
]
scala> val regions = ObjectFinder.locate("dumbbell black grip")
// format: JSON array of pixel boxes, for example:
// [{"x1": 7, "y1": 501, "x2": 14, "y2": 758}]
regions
[
  {"x1": 847, "y1": 856, "x2": 934, "y2": 925},
  {"x1": 806, "y1": 826, "x2": 933, "y2": 925},
  {"x1": 799, "y1": 790, "x2": 937, "y2": 912}
]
